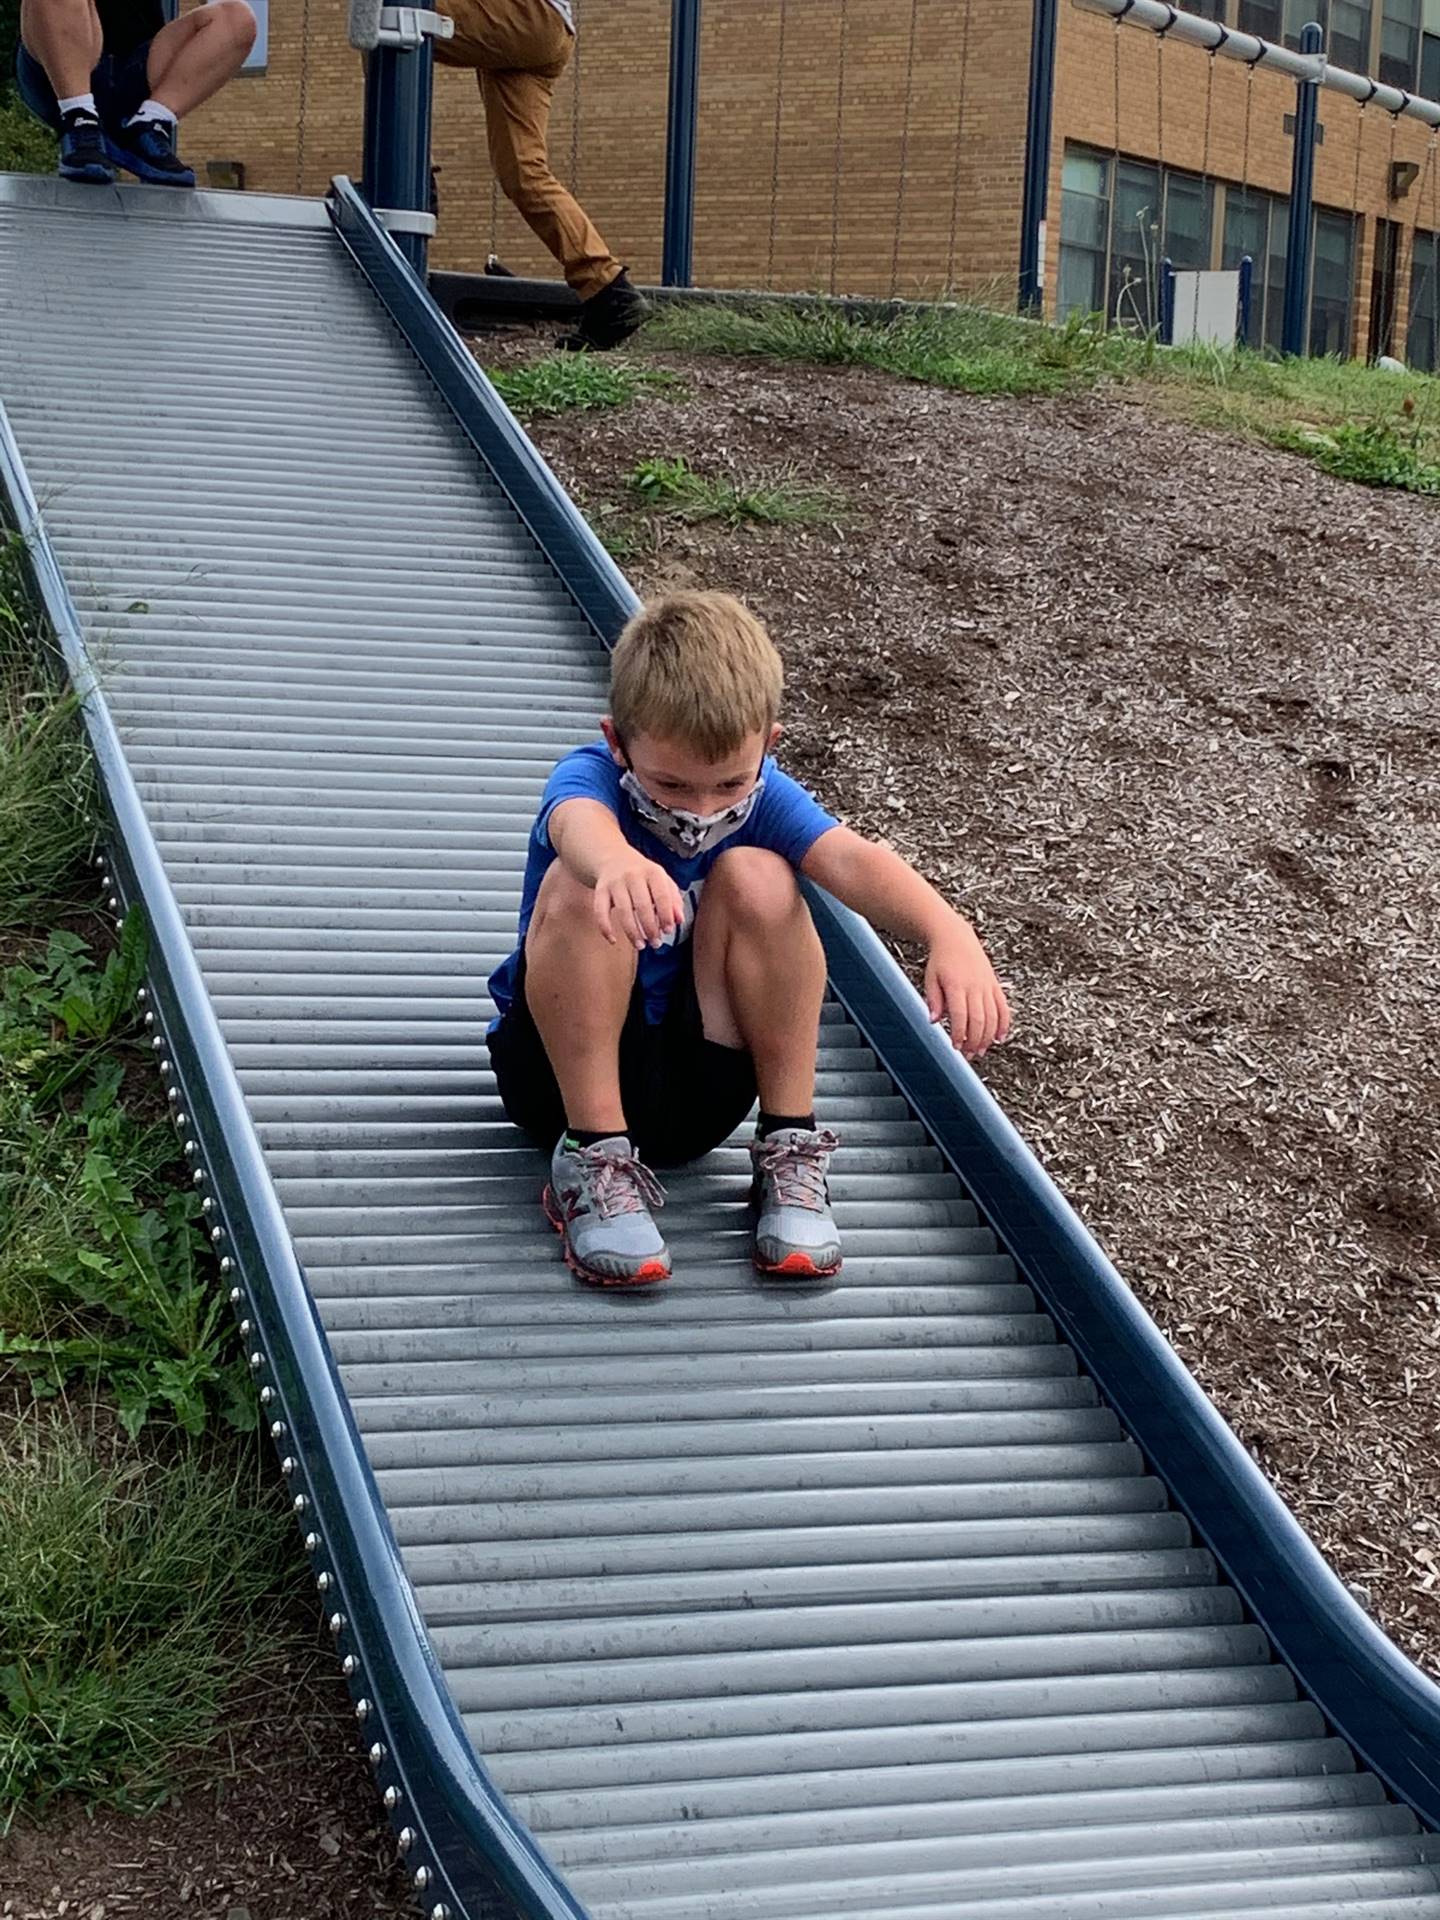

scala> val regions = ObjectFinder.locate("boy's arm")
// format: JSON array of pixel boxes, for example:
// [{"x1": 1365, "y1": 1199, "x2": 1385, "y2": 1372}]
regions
[
  {"x1": 548, "y1": 798, "x2": 685, "y2": 950},
  {"x1": 800, "y1": 826, "x2": 1010, "y2": 1059}
]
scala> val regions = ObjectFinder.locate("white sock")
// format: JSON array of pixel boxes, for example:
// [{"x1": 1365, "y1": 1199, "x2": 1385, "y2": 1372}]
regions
[
  {"x1": 125, "y1": 98, "x2": 178, "y2": 128},
  {"x1": 57, "y1": 92, "x2": 99, "y2": 119}
]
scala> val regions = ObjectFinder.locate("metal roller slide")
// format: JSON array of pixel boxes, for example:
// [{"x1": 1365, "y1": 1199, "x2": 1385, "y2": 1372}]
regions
[{"x1": 2, "y1": 172, "x2": 1439, "y2": 1920}]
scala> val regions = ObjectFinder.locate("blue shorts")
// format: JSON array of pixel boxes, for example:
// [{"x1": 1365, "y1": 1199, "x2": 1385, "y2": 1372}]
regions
[{"x1": 15, "y1": 38, "x2": 154, "y2": 131}]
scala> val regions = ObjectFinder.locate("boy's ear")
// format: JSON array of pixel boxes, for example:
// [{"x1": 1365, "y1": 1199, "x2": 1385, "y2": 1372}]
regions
[
  {"x1": 600, "y1": 716, "x2": 624, "y2": 763},
  {"x1": 767, "y1": 722, "x2": 783, "y2": 752}
]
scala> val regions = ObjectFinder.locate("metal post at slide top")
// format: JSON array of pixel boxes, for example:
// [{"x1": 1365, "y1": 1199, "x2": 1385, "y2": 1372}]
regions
[
  {"x1": 1019, "y1": 0, "x2": 1060, "y2": 311},
  {"x1": 1282, "y1": 20, "x2": 1323, "y2": 356},
  {"x1": 663, "y1": 0, "x2": 702, "y2": 286},
  {"x1": 363, "y1": 38, "x2": 436, "y2": 275}
]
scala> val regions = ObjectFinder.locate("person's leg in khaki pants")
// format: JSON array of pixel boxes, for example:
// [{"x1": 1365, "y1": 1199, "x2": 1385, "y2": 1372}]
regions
[
  {"x1": 435, "y1": 0, "x2": 646, "y2": 342},
  {"x1": 479, "y1": 61, "x2": 614, "y2": 299}
]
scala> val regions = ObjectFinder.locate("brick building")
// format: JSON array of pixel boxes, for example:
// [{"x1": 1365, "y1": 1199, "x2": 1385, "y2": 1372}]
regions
[{"x1": 184, "y1": 0, "x2": 1440, "y2": 364}]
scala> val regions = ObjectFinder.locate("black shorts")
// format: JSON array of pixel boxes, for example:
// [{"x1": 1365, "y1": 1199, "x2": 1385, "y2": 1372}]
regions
[
  {"x1": 487, "y1": 947, "x2": 758, "y2": 1168},
  {"x1": 15, "y1": 39, "x2": 154, "y2": 132}
]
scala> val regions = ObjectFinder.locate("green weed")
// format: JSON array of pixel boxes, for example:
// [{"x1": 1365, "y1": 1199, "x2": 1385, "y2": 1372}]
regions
[
  {"x1": 487, "y1": 353, "x2": 674, "y2": 416},
  {"x1": 0, "y1": 926, "x2": 251, "y2": 1437},
  {"x1": 629, "y1": 455, "x2": 846, "y2": 528},
  {"x1": 0, "y1": 1402, "x2": 293, "y2": 1818},
  {"x1": 0, "y1": 542, "x2": 94, "y2": 926},
  {"x1": 1269, "y1": 414, "x2": 1440, "y2": 493}
]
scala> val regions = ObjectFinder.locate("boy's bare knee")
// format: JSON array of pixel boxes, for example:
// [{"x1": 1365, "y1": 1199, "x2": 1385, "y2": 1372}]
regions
[
  {"x1": 704, "y1": 847, "x2": 803, "y2": 930},
  {"x1": 210, "y1": 0, "x2": 257, "y2": 51},
  {"x1": 527, "y1": 859, "x2": 592, "y2": 939}
]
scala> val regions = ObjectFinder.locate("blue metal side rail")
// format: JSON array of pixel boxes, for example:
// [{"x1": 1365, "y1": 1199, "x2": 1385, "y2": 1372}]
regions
[
  {"x1": 327, "y1": 175, "x2": 1440, "y2": 1827},
  {"x1": 0, "y1": 401, "x2": 587, "y2": 1920}
]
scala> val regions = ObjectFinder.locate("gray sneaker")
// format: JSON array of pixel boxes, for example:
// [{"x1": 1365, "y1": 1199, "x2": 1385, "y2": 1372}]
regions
[
  {"x1": 750, "y1": 1127, "x2": 842, "y2": 1277},
  {"x1": 543, "y1": 1134, "x2": 671, "y2": 1286}
]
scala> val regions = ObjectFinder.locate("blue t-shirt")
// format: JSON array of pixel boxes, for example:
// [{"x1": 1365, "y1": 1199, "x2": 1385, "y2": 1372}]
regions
[{"x1": 489, "y1": 742, "x2": 838, "y2": 1027}]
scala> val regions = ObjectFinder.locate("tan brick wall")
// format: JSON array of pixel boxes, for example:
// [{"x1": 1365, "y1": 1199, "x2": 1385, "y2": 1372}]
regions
[
  {"x1": 182, "y1": 1, "x2": 1439, "y2": 343},
  {"x1": 182, "y1": 0, "x2": 1031, "y2": 298}
]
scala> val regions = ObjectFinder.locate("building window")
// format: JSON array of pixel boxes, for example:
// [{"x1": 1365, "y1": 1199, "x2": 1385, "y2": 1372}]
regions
[
  {"x1": 1407, "y1": 229, "x2": 1440, "y2": 368},
  {"x1": 1311, "y1": 209, "x2": 1358, "y2": 353},
  {"x1": 1224, "y1": 187, "x2": 1286, "y2": 350},
  {"x1": 241, "y1": 0, "x2": 269, "y2": 71},
  {"x1": 1237, "y1": 0, "x2": 1371, "y2": 66},
  {"x1": 1422, "y1": 0, "x2": 1440, "y2": 94},
  {"x1": 1058, "y1": 147, "x2": 1213, "y2": 330},
  {"x1": 1221, "y1": 186, "x2": 1356, "y2": 354},
  {"x1": 1379, "y1": 0, "x2": 1422, "y2": 85},
  {"x1": 1058, "y1": 150, "x2": 1110, "y2": 325},
  {"x1": 1330, "y1": 0, "x2": 1372, "y2": 69}
]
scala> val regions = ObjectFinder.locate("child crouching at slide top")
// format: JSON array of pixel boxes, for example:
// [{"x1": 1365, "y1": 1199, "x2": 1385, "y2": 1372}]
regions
[{"x1": 486, "y1": 590, "x2": 1012, "y2": 1288}]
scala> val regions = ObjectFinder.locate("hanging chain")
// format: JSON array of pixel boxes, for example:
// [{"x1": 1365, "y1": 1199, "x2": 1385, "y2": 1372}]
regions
[
  {"x1": 1113, "y1": 18, "x2": 1123, "y2": 158},
  {"x1": 945, "y1": 0, "x2": 973, "y2": 298},
  {"x1": 294, "y1": 0, "x2": 313, "y2": 194},
  {"x1": 766, "y1": 0, "x2": 789, "y2": 290},
  {"x1": 830, "y1": 0, "x2": 848, "y2": 296},
  {"x1": 569, "y1": 0, "x2": 581, "y2": 191},
  {"x1": 890, "y1": 0, "x2": 921, "y2": 297},
  {"x1": 1189, "y1": 48, "x2": 1216, "y2": 339},
  {"x1": 1108, "y1": 19, "x2": 1123, "y2": 323}
]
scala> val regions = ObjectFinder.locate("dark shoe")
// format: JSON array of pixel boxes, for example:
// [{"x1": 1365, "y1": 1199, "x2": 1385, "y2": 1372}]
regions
[
  {"x1": 58, "y1": 111, "x2": 114, "y2": 186},
  {"x1": 557, "y1": 269, "x2": 650, "y2": 352},
  {"x1": 107, "y1": 119, "x2": 195, "y2": 188}
]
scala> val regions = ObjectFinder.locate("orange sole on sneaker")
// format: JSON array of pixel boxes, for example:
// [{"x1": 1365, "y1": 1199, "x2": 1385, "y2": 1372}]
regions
[
  {"x1": 755, "y1": 1249, "x2": 843, "y2": 1278},
  {"x1": 542, "y1": 1185, "x2": 671, "y2": 1288}
]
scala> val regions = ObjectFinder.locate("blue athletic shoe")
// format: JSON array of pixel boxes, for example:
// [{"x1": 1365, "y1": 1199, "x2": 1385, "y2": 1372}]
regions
[
  {"x1": 107, "y1": 119, "x2": 195, "y2": 188},
  {"x1": 58, "y1": 111, "x2": 115, "y2": 185}
]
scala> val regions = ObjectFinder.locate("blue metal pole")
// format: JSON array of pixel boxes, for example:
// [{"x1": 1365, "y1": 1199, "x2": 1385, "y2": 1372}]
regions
[
  {"x1": 1282, "y1": 21, "x2": 1323, "y2": 356},
  {"x1": 662, "y1": 0, "x2": 703, "y2": 286},
  {"x1": 1019, "y1": 0, "x2": 1060, "y2": 312},
  {"x1": 364, "y1": 38, "x2": 437, "y2": 276}
]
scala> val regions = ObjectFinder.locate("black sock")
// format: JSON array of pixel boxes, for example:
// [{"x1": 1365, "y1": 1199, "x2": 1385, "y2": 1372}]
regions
[
  {"x1": 564, "y1": 1126, "x2": 625, "y2": 1150},
  {"x1": 756, "y1": 1111, "x2": 816, "y2": 1141}
]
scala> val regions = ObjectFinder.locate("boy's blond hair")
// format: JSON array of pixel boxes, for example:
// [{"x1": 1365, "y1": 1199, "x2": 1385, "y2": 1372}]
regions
[{"x1": 609, "y1": 592, "x2": 783, "y2": 760}]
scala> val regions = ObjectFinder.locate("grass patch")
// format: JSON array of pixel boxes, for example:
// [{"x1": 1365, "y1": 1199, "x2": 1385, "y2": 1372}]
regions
[
  {"x1": 644, "y1": 301, "x2": 1142, "y2": 397},
  {"x1": 0, "y1": 918, "x2": 252, "y2": 1439},
  {"x1": 0, "y1": 1401, "x2": 293, "y2": 1820},
  {"x1": 1146, "y1": 350, "x2": 1440, "y2": 494},
  {"x1": 645, "y1": 297, "x2": 1440, "y2": 495},
  {"x1": 629, "y1": 455, "x2": 847, "y2": 528},
  {"x1": 0, "y1": 538, "x2": 95, "y2": 925},
  {"x1": 0, "y1": 542, "x2": 247, "y2": 1437},
  {"x1": 0, "y1": 89, "x2": 56, "y2": 176},
  {"x1": 487, "y1": 352, "x2": 675, "y2": 417}
]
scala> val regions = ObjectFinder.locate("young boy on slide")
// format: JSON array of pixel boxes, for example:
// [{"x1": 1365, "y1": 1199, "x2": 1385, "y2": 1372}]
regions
[{"x1": 486, "y1": 591, "x2": 1011, "y2": 1287}]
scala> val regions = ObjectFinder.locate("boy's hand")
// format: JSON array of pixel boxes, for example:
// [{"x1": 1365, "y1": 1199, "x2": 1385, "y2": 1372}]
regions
[
  {"x1": 924, "y1": 923, "x2": 1011, "y2": 1060},
  {"x1": 593, "y1": 850, "x2": 686, "y2": 951}
]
